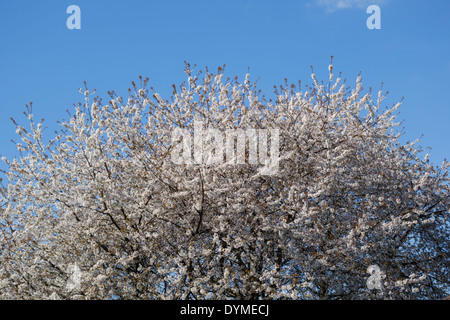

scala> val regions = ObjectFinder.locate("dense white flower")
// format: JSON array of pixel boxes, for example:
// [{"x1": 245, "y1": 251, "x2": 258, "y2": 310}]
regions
[{"x1": 0, "y1": 63, "x2": 448, "y2": 300}]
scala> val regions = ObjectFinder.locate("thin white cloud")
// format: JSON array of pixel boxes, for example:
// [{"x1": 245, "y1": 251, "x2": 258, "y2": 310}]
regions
[{"x1": 315, "y1": 0, "x2": 387, "y2": 12}]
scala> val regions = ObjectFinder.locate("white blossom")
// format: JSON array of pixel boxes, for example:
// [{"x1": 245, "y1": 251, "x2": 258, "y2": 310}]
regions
[{"x1": 0, "y1": 63, "x2": 448, "y2": 300}]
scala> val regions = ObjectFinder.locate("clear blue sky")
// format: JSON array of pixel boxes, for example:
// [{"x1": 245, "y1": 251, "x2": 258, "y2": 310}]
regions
[{"x1": 0, "y1": 0, "x2": 449, "y2": 171}]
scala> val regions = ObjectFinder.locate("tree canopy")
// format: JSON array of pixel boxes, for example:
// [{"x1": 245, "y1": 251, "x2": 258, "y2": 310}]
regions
[{"x1": 0, "y1": 62, "x2": 448, "y2": 299}]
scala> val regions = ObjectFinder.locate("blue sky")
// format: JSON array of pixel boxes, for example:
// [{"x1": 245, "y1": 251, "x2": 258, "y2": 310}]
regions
[{"x1": 0, "y1": 0, "x2": 449, "y2": 171}]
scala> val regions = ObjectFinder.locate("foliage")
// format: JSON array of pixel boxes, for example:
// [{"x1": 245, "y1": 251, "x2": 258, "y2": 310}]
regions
[{"x1": 0, "y1": 62, "x2": 448, "y2": 299}]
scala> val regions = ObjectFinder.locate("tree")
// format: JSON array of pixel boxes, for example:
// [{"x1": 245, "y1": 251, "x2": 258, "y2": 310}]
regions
[{"x1": 0, "y1": 62, "x2": 448, "y2": 300}]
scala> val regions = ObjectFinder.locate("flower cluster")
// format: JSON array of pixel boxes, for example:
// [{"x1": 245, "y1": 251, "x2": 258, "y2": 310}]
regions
[{"x1": 0, "y1": 63, "x2": 448, "y2": 299}]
